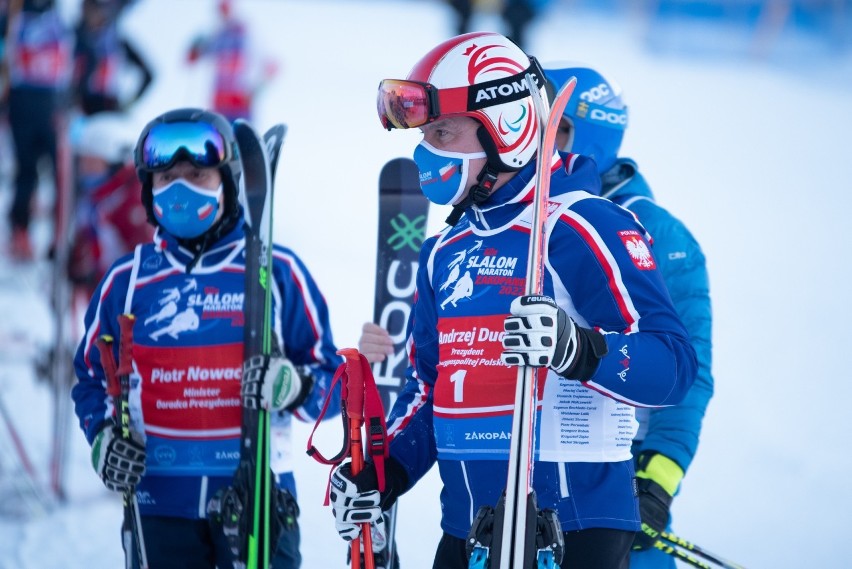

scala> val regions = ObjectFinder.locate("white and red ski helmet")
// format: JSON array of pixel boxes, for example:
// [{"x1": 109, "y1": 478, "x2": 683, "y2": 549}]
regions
[{"x1": 405, "y1": 32, "x2": 547, "y2": 171}]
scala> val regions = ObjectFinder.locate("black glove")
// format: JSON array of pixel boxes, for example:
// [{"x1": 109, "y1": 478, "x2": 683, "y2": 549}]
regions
[
  {"x1": 632, "y1": 452, "x2": 682, "y2": 551},
  {"x1": 91, "y1": 425, "x2": 146, "y2": 493}
]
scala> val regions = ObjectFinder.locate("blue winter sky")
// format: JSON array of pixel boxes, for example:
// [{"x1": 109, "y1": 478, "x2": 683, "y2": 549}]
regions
[{"x1": 1, "y1": 0, "x2": 851, "y2": 567}]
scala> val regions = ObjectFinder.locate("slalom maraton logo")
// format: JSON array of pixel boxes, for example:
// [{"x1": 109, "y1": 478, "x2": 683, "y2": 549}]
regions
[{"x1": 439, "y1": 241, "x2": 524, "y2": 309}]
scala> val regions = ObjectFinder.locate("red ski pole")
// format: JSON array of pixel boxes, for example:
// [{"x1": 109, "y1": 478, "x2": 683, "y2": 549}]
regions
[
  {"x1": 340, "y1": 348, "x2": 375, "y2": 569},
  {"x1": 305, "y1": 348, "x2": 388, "y2": 569},
  {"x1": 96, "y1": 314, "x2": 149, "y2": 569}
]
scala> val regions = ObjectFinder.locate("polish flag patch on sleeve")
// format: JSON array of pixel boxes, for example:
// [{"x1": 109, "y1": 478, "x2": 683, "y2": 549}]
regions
[{"x1": 619, "y1": 230, "x2": 656, "y2": 270}]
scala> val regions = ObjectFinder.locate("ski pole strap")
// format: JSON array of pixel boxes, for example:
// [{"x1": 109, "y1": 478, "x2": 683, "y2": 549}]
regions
[
  {"x1": 304, "y1": 349, "x2": 389, "y2": 500},
  {"x1": 338, "y1": 348, "x2": 388, "y2": 494},
  {"x1": 305, "y1": 365, "x2": 351, "y2": 466},
  {"x1": 305, "y1": 362, "x2": 352, "y2": 506}
]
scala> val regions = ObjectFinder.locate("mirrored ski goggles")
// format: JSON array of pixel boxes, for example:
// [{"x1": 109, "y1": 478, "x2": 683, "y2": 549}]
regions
[
  {"x1": 377, "y1": 58, "x2": 545, "y2": 131},
  {"x1": 137, "y1": 121, "x2": 230, "y2": 171}
]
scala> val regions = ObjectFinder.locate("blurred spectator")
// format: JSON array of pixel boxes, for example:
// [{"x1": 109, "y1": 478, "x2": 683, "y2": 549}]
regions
[
  {"x1": 186, "y1": 0, "x2": 278, "y2": 122},
  {"x1": 446, "y1": 0, "x2": 548, "y2": 50},
  {"x1": 68, "y1": 112, "x2": 152, "y2": 298},
  {"x1": 3, "y1": 0, "x2": 72, "y2": 261},
  {"x1": 72, "y1": 0, "x2": 153, "y2": 116}
]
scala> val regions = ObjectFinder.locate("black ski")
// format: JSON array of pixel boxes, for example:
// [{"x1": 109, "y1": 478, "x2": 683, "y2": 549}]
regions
[
  {"x1": 231, "y1": 120, "x2": 283, "y2": 569},
  {"x1": 372, "y1": 157, "x2": 429, "y2": 412},
  {"x1": 370, "y1": 157, "x2": 429, "y2": 568},
  {"x1": 263, "y1": 124, "x2": 287, "y2": 183}
]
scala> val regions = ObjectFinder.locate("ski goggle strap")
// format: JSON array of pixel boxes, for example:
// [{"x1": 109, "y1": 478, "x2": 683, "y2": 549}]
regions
[
  {"x1": 377, "y1": 57, "x2": 546, "y2": 130},
  {"x1": 138, "y1": 121, "x2": 230, "y2": 171}
]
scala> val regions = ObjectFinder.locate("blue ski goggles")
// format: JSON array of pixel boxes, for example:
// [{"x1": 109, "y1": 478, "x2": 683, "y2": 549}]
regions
[{"x1": 137, "y1": 121, "x2": 231, "y2": 172}]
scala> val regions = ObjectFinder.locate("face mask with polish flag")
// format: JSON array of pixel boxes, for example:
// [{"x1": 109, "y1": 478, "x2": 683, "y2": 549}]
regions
[
  {"x1": 413, "y1": 141, "x2": 486, "y2": 206},
  {"x1": 152, "y1": 179, "x2": 222, "y2": 239}
]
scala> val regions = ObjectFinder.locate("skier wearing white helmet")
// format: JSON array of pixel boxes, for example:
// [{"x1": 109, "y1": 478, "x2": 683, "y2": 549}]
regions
[
  {"x1": 69, "y1": 112, "x2": 152, "y2": 295},
  {"x1": 335, "y1": 32, "x2": 697, "y2": 569}
]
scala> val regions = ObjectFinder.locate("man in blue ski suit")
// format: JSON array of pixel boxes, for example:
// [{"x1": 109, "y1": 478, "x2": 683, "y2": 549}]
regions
[
  {"x1": 331, "y1": 32, "x2": 697, "y2": 569},
  {"x1": 71, "y1": 108, "x2": 341, "y2": 569},
  {"x1": 545, "y1": 64, "x2": 714, "y2": 568}
]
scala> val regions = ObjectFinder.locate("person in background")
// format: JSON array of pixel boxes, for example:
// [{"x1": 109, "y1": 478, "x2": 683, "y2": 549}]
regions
[
  {"x1": 545, "y1": 63, "x2": 714, "y2": 568},
  {"x1": 185, "y1": 0, "x2": 278, "y2": 123},
  {"x1": 67, "y1": 112, "x2": 152, "y2": 301},
  {"x1": 445, "y1": 0, "x2": 548, "y2": 50},
  {"x1": 71, "y1": 108, "x2": 341, "y2": 568},
  {"x1": 3, "y1": 0, "x2": 71, "y2": 261},
  {"x1": 71, "y1": 0, "x2": 153, "y2": 116},
  {"x1": 336, "y1": 32, "x2": 697, "y2": 569}
]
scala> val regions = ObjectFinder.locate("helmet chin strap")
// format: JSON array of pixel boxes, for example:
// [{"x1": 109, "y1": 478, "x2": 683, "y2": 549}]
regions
[
  {"x1": 445, "y1": 163, "x2": 498, "y2": 226},
  {"x1": 445, "y1": 125, "x2": 515, "y2": 226}
]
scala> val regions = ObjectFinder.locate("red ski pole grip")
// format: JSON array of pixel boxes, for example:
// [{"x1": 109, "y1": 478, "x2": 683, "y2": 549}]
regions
[
  {"x1": 337, "y1": 348, "x2": 365, "y2": 422},
  {"x1": 96, "y1": 335, "x2": 119, "y2": 397},
  {"x1": 117, "y1": 314, "x2": 136, "y2": 376}
]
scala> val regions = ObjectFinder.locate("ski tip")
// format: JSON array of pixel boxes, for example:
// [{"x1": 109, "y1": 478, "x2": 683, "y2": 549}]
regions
[
  {"x1": 379, "y1": 157, "x2": 421, "y2": 196},
  {"x1": 551, "y1": 76, "x2": 577, "y2": 121}
]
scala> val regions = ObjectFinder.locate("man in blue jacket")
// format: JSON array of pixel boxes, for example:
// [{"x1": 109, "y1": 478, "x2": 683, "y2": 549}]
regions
[
  {"x1": 71, "y1": 108, "x2": 341, "y2": 568},
  {"x1": 545, "y1": 64, "x2": 714, "y2": 568},
  {"x1": 335, "y1": 32, "x2": 697, "y2": 569}
]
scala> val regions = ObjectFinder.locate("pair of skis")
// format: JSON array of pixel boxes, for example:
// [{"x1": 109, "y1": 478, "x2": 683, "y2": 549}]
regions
[
  {"x1": 466, "y1": 75, "x2": 577, "y2": 569},
  {"x1": 229, "y1": 121, "x2": 287, "y2": 569}
]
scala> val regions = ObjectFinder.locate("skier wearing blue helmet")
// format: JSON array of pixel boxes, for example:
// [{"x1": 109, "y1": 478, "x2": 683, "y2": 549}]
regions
[
  {"x1": 72, "y1": 107, "x2": 343, "y2": 568},
  {"x1": 545, "y1": 65, "x2": 628, "y2": 174},
  {"x1": 545, "y1": 63, "x2": 714, "y2": 569}
]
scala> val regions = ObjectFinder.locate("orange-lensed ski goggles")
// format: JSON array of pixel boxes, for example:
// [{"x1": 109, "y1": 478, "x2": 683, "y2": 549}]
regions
[{"x1": 376, "y1": 58, "x2": 545, "y2": 131}]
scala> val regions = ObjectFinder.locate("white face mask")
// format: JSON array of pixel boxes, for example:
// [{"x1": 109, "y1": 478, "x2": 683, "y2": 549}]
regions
[{"x1": 413, "y1": 141, "x2": 486, "y2": 206}]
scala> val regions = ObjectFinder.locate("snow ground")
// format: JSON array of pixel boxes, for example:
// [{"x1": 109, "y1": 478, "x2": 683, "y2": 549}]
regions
[{"x1": 1, "y1": 0, "x2": 851, "y2": 567}]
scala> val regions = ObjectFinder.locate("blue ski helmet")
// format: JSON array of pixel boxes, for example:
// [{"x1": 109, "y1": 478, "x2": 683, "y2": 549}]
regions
[{"x1": 544, "y1": 64, "x2": 628, "y2": 174}]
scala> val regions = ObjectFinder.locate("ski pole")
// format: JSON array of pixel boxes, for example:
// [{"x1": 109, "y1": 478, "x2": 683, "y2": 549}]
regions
[
  {"x1": 341, "y1": 348, "x2": 375, "y2": 569},
  {"x1": 494, "y1": 72, "x2": 577, "y2": 569},
  {"x1": 305, "y1": 349, "x2": 388, "y2": 569},
  {"x1": 658, "y1": 531, "x2": 746, "y2": 569},
  {"x1": 96, "y1": 314, "x2": 149, "y2": 569},
  {"x1": 654, "y1": 539, "x2": 714, "y2": 569},
  {"x1": 0, "y1": 387, "x2": 49, "y2": 514}
]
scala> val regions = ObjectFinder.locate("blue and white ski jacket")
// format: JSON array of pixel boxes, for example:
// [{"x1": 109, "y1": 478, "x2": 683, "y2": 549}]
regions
[
  {"x1": 385, "y1": 153, "x2": 697, "y2": 537},
  {"x1": 601, "y1": 158, "x2": 714, "y2": 475},
  {"x1": 72, "y1": 220, "x2": 342, "y2": 519}
]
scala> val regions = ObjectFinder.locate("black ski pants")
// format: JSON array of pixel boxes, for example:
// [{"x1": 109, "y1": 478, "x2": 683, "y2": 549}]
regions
[
  {"x1": 432, "y1": 528, "x2": 634, "y2": 569},
  {"x1": 126, "y1": 514, "x2": 302, "y2": 568},
  {"x1": 7, "y1": 88, "x2": 59, "y2": 230}
]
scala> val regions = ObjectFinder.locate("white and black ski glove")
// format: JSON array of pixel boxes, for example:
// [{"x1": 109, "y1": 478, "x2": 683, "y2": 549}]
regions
[
  {"x1": 241, "y1": 354, "x2": 312, "y2": 412},
  {"x1": 345, "y1": 512, "x2": 390, "y2": 558},
  {"x1": 91, "y1": 424, "x2": 146, "y2": 493},
  {"x1": 502, "y1": 295, "x2": 607, "y2": 381},
  {"x1": 329, "y1": 460, "x2": 384, "y2": 542}
]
